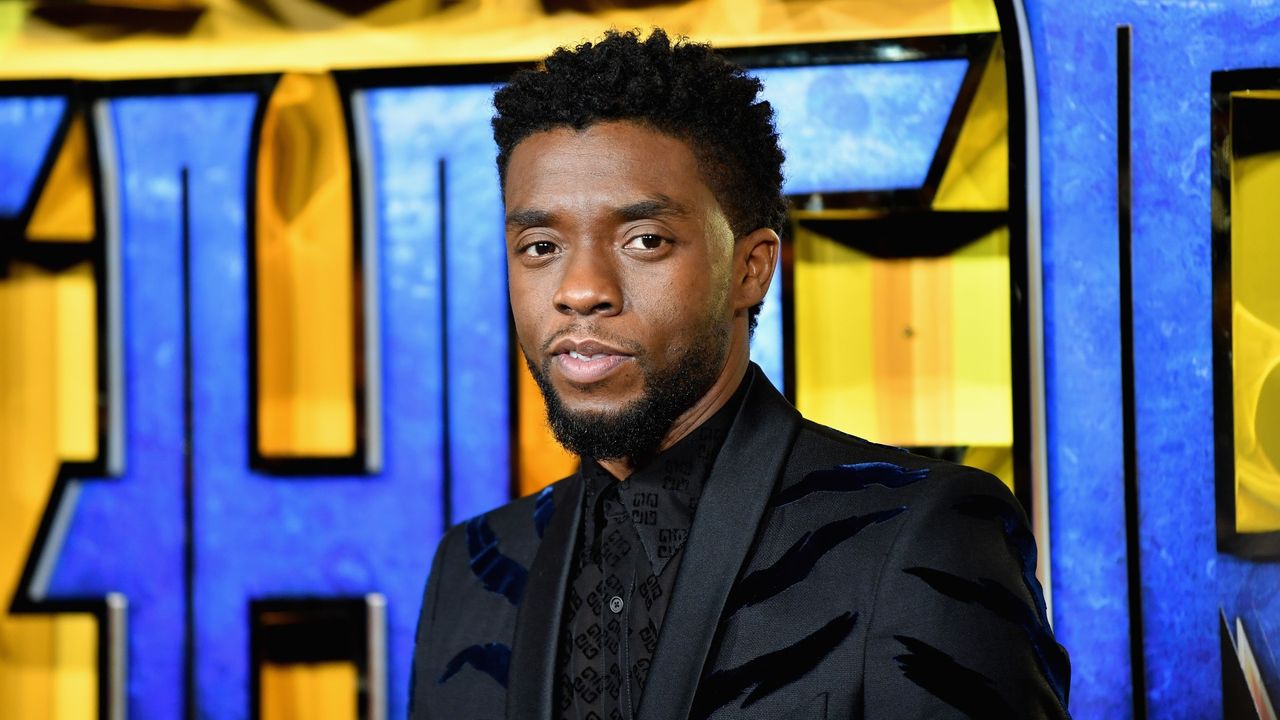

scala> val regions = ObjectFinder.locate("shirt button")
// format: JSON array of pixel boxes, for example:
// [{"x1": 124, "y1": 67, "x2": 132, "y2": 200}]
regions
[{"x1": 609, "y1": 595, "x2": 624, "y2": 614}]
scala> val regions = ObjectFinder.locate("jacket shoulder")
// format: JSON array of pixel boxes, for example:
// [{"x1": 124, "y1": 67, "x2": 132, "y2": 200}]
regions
[
  {"x1": 767, "y1": 421, "x2": 1069, "y2": 717},
  {"x1": 777, "y1": 418, "x2": 1012, "y2": 511}
]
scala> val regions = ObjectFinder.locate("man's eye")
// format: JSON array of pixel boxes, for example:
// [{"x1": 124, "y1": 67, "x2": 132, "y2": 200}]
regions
[
  {"x1": 625, "y1": 234, "x2": 668, "y2": 250},
  {"x1": 522, "y1": 241, "x2": 557, "y2": 257}
]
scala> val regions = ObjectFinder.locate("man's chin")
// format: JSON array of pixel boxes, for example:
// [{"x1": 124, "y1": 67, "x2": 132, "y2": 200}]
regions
[
  {"x1": 545, "y1": 385, "x2": 642, "y2": 419},
  {"x1": 539, "y1": 377, "x2": 667, "y2": 460}
]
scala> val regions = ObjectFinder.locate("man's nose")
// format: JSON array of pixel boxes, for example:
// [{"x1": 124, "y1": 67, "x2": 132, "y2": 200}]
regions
[{"x1": 553, "y1": 245, "x2": 621, "y2": 317}]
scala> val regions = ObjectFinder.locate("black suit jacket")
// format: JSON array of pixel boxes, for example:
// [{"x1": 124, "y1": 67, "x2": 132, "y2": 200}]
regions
[{"x1": 410, "y1": 367, "x2": 1070, "y2": 719}]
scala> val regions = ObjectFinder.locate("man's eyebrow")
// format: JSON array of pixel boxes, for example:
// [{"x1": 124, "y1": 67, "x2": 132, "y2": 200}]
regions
[
  {"x1": 505, "y1": 197, "x2": 690, "y2": 231},
  {"x1": 614, "y1": 196, "x2": 692, "y2": 222},
  {"x1": 505, "y1": 208, "x2": 554, "y2": 231}
]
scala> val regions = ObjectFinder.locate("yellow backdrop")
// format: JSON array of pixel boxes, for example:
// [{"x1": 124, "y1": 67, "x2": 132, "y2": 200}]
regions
[{"x1": 1230, "y1": 91, "x2": 1280, "y2": 534}]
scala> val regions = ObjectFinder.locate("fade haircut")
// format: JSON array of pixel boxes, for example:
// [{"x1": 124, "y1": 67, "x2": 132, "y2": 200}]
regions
[{"x1": 492, "y1": 28, "x2": 787, "y2": 331}]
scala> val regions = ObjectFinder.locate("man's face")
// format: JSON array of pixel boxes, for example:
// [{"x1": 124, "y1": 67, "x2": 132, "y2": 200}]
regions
[{"x1": 503, "y1": 121, "x2": 738, "y2": 460}]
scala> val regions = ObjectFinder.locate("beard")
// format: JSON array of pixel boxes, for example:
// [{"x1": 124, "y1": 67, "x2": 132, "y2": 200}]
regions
[{"x1": 525, "y1": 315, "x2": 730, "y2": 463}]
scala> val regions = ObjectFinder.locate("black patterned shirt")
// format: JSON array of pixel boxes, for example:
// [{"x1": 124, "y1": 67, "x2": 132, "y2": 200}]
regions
[{"x1": 553, "y1": 381, "x2": 747, "y2": 720}]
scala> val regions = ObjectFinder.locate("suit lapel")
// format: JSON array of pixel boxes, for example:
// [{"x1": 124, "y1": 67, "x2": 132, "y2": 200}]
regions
[
  {"x1": 507, "y1": 471, "x2": 584, "y2": 720},
  {"x1": 638, "y1": 366, "x2": 801, "y2": 720}
]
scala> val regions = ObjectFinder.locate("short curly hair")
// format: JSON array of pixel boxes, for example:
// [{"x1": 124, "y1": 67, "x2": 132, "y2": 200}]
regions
[{"x1": 493, "y1": 28, "x2": 787, "y2": 330}]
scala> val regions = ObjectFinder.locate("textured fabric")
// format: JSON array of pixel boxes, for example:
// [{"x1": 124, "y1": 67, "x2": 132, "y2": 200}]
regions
[
  {"x1": 555, "y1": 380, "x2": 745, "y2": 720},
  {"x1": 408, "y1": 365, "x2": 1072, "y2": 720}
]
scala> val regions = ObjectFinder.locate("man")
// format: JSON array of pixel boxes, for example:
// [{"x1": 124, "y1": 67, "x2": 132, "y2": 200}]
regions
[{"x1": 410, "y1": 29, "x2": 1070, "y2": 720}]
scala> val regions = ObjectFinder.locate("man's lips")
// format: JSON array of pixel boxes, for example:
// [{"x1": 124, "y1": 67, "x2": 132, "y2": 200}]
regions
[{"x1": 547, "y1": 337, "x2": 633, "y2": 384}]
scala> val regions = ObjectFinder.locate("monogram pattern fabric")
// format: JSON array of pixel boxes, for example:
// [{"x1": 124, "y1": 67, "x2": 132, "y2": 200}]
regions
[{"x1": 554, "y1": 382, "x2": 745, "y2": 720}]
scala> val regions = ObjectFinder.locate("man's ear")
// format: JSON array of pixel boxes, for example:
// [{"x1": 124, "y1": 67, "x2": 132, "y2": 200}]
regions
[{"x1": 733, "y1": 227, "x2": 780, "y2": 311}]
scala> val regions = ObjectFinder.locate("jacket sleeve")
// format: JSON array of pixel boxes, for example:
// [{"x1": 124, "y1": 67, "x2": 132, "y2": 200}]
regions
[
  {"x1": 860, "y1": 469, "x2": 1071, "y2": 719},
  {"x1": 408, "y1": 525, "x2": 458, "y2": 720}
]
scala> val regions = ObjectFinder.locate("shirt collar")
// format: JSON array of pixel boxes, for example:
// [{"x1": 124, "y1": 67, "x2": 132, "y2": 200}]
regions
[{"x1": 581, "y1": 368, "x2": 752, "y2": 574}]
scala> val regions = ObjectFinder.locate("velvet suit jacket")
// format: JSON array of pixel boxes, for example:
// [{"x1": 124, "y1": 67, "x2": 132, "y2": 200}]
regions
[{"x1": 409, "y1": 368, "x2": 1071, "y2": 719}]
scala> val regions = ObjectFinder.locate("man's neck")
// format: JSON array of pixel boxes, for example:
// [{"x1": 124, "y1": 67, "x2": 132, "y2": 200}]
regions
[{"x1": 597, "y1": 345, "x2": 751, "y2": 480}]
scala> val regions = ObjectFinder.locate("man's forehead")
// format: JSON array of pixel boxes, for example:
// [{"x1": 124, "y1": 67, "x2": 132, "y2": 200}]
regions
[{"x1": 502, "y1": 122, "x2": 712, "y2": 211}]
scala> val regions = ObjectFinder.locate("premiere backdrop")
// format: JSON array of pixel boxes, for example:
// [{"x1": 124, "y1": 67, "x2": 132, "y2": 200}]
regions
[{"x1": 0, "y1": 0, "x2": 1278, "y2": 719}]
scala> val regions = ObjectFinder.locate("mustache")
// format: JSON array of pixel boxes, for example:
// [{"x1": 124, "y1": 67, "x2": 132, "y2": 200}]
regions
[{"x1": 538, "y1": 325, "x2": 647, "y2": 357}]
